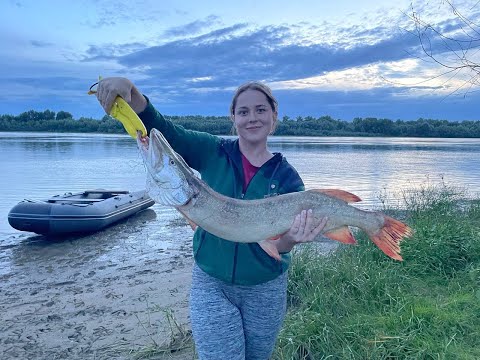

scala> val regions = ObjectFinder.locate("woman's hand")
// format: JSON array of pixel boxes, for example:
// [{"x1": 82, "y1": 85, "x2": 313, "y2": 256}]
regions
[
  {"x1": 95, "y1": 77, "x2": 147, "y2": 114},
  {"x1": 275, "y1": 210, "x2": 328, "y2": 254}
]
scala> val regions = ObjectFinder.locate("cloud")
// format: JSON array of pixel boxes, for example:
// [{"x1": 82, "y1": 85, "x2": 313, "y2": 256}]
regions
[
  {"x1": 9, "y1": 0, "x2": 22, "y2": 7},
  {"x1": 30, "y1": 40, "x2": 54, "y2": 48},
  {"x1": 84, "y1": 42, "x2": 148, "y2": 61},
  {"x1": 138, "y1": 85, "x2": 480, "y2": 122},
  {"x1": 99, "y1": 23, "x2": 422, "y2": 89},
  {"x1": 76, "y1": 1, "x2": 480, "y2": 94},
  {"x1": 82, "y1": 0, "x2": 168, "y2": 28},
  {"x1": 163, "y1": 15, "x2": 222, "y2": 37}
]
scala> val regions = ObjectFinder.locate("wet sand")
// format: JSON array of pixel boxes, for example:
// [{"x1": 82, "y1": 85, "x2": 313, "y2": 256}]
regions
[{"x1": 0, "y1": 206, "x2": 196, "y2": 360}]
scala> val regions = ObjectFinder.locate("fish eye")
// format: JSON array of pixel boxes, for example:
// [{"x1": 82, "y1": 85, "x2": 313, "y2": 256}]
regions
[{"x1": 169, "y1": 159, "x2": 175, "y2": 165}]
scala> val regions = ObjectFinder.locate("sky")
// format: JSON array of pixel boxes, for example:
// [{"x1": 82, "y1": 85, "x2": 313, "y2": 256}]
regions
[{"x1": 1, "y1": 0, "x2": 479, "y2": 121}]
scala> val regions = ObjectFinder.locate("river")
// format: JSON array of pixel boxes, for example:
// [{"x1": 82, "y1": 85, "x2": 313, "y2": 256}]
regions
[{"x1": 1, "y1": 132, "x2": 479, "y2": 240}]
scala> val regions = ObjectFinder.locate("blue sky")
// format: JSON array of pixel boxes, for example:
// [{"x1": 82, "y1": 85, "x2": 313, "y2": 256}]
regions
[{"x1": 1, "y1": 0, "x2": 479, "y2": 121}]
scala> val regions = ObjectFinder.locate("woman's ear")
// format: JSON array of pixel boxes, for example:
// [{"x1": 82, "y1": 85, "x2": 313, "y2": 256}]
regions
[
  {"x1": 270, "y1": 111, "x2": 278, "y2": 134},
  {"x1": 230, "y1": 115, "x2": 237, "y2": 135}
]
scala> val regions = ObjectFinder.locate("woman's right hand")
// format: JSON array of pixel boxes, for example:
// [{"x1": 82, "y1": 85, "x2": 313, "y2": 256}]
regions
[{"x1": 95, "y1": 77, "x2": 147, "y2": 114}]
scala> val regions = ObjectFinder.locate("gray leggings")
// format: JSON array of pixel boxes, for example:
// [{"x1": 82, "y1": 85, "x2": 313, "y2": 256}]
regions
[{"x1": 189, "y1": 264, "x2": 288, "y2": 360}]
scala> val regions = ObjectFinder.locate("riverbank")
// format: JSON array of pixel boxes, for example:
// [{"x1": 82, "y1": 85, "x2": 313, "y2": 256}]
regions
[
  {"x1": 0, "y1": 208, "x2": 196, "y2": 360},
  {"x1": 274, "y1": 187, "x2": 480, "y2": 359}
]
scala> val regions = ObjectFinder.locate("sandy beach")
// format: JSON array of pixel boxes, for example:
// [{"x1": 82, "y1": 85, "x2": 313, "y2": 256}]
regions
[{"x1": 0, "y1": 206, "x2": 196, "y2": 360}]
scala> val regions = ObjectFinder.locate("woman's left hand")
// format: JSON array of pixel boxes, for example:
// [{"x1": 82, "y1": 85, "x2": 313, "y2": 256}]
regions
[{"x1": 269, "y1": 210, "x2": 328, "y2": 254}]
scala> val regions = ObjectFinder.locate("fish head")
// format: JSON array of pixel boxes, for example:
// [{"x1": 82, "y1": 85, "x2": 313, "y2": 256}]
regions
[{"x1": 137, "y1": 129, "x2": 197, "y2": 206}]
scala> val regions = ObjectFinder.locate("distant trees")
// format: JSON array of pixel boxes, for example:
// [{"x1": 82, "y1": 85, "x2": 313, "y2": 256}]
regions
[
  {"x1": 56, "y1": 111, "x2": 73, "y2": 120},
  {"x1": 0, "y1": 109, "x2": 479, "y2": 137},
  {"x1": 353, "y1": 118, "x2": 395, "y2": 135},
  {"x1": 15, "y1": 109, "x2": 55, "y2": 122},
  {"x1": 0, "y1": 110, "x2": 122, "y2": 133}
]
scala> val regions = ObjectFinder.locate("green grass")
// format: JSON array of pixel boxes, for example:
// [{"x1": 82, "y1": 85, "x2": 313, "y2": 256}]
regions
[{"x1": 274, "y1": 184, "x2": 480, "y2": 360}]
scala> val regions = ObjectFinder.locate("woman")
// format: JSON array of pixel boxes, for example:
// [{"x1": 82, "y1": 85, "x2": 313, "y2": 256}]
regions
[{"x1": 95, "y1": 78, "x2": 327, "y2": 360}]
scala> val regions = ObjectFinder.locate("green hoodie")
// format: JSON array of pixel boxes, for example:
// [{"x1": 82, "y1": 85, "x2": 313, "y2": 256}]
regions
[{"x1": 138, "y1": 100, "x2": 305, "y2": 285}]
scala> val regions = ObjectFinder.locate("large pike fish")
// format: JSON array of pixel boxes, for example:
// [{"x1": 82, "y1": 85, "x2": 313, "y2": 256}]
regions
[{"x1": 137, "y1": 128, "x2": 412, "y2": 261}]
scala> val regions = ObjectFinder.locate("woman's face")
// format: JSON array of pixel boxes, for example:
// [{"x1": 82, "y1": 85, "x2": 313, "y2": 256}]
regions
[{"x1": 233, "y1": 89, "x2": 276, "y2": 146}]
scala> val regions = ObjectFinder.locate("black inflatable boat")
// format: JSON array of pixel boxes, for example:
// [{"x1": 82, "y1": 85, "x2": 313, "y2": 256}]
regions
[{"x1": 8, "y1": 189, "x2": 155, "y2": 235}]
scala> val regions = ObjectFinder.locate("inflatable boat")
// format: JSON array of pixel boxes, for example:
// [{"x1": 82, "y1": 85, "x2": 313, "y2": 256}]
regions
[{"x1": 8, "y1": 189, "x2": 155, "y2": 235}]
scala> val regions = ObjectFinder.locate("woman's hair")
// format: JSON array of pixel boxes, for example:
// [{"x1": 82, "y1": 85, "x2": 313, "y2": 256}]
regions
[{"x1": 229, "y1": 81, "x2": 278, "y2": 134}]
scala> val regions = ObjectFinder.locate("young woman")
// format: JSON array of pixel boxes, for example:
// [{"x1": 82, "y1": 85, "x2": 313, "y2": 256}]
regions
[{"x1": 95, "y1": 78, "x2": 327, "y2": 360}]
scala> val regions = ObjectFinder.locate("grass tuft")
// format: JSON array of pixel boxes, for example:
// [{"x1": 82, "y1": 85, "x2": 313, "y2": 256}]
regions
[{"x1": 130, "y1": 307, "x2": 193, "y2": 360}]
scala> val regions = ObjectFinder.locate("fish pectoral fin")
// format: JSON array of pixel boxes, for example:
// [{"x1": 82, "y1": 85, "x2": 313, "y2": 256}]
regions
[
  {"x1": 259, "y1": 240, "x2": 282, "y2": 261},
  {"x1": 312, "y1": 189, "x2": 362, "y2": 203},
  {"x1": 324, "y1": 226, "x2": 357, "y2": 244},
  {"x1": 185, "y1": 219, "x2": 197, "y2": 231},
  {"x1": 266, "y1": 232, "x2": 287, "y2": 241},
  {"x1": 176, "y1": 208, "x2": 197, "y2": 231}
]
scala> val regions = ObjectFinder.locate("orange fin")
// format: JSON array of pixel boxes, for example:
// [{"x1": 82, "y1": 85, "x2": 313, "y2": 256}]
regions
[
  {"x1": 367, "y1": 215, "x2": 413, "y2": 261},
  {"x1": 259, "y1": 240, "x2": 282, "y2": 261},
  {"x1": 186, "y1": 219, "x2": 197, "y2": 231},
  {"x1": 266, "y1": 232, "x2": 287, "y2": 241},
  {"x1": 312, "y1": 189, "x2": 361, "y2": 203},
  {"x1": 324, "y1": 226, "x2": 357, "y2": 244},
  {"x1": 176, "y1": 209, "x2": 197, "y2": 231}
]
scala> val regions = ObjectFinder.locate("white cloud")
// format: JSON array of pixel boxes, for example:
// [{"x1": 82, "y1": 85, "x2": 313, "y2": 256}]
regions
[
  {"x1": 188, "y1": 76, "x2": 214, "y2": 83},
  {"x1": 269, "y1": 56, "x2": 472, "y2": 97}
]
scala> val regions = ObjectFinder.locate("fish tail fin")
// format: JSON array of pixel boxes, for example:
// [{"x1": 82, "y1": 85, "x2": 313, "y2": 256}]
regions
[{"x1": 367, "y1": 216, "x2": 413, "y2": 261}]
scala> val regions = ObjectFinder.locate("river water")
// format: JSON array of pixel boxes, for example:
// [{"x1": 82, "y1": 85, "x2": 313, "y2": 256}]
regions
[{"x1": 1, "y1": 132, "x2": 479, "y2": 241}]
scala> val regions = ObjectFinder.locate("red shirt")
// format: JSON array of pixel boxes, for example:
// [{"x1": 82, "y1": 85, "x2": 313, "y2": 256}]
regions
[{"x1": 241, "y1": 153, "x2": 260, "y2": 192}]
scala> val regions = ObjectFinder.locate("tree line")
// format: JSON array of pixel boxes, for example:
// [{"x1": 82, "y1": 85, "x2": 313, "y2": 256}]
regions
[{"x1": 0, "y1": 109, "x2": 479, "y2": 137}]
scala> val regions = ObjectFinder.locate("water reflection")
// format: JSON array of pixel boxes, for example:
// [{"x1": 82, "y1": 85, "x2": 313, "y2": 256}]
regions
[
  {"x1": 0, "y1": 208, "x2": 160, "y2": 279},
  {"x1": 266, "y1": 137, "x2": 480, "y2": 153}
]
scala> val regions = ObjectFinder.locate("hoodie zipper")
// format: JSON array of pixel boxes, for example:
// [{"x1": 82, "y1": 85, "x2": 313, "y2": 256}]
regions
[
  {"x1": 227, "y1": 147, "x2": 242, "y2": 284},
  {"x1": 230, "y1": 149, "x2": 281, "y2": 283}
]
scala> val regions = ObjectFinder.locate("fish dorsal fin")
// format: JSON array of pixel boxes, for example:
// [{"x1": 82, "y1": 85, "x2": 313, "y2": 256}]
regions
[
  {"x1": 324, "y1": 226, "x2": 357, "y2": 244},
  {"x1": 312, "y1": 189, "x2": 361, "y2": 203}
]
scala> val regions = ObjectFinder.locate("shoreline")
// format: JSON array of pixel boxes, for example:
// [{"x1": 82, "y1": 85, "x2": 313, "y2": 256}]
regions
[
  {"x1": 0, "y1": 209, "x2": 196, "y2": 360},
  {"x1": 3, "y1": 130, "x2": 480, "y2": 139}
]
